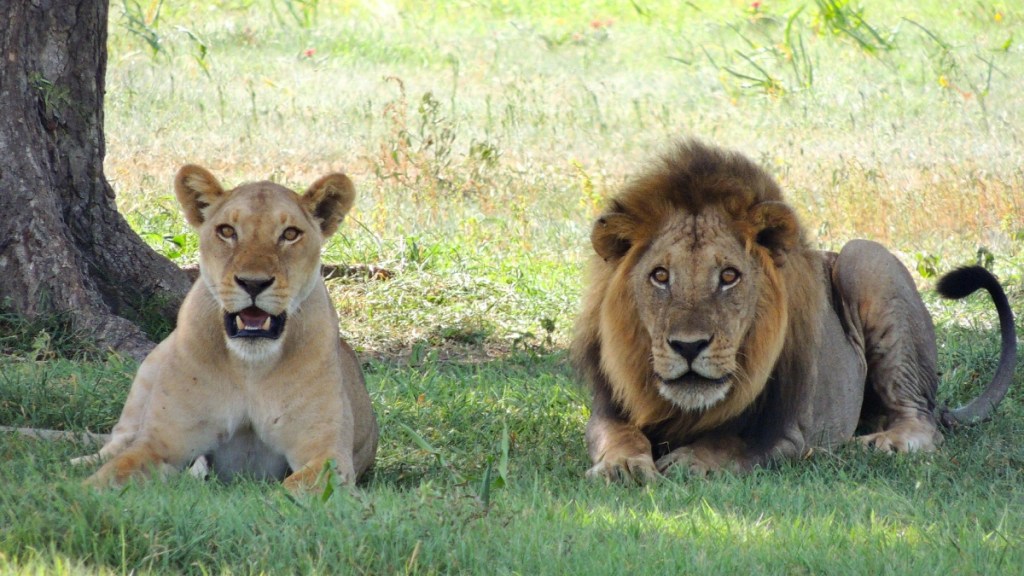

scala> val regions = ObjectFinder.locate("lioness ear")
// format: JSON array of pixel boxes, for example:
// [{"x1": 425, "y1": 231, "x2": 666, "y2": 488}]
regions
[
  {"x1": 748, "y1": 201, "x2": 800, "y2": 267},
  {"x1": 591, "y1": 205, "x2": 635, "y2": 261},
  {"x1": 303, "y1": 173, "x2": 356, "y2": 237},
  {"x1": 175, "y1": 165, "x2": 226, "y2": 227}
]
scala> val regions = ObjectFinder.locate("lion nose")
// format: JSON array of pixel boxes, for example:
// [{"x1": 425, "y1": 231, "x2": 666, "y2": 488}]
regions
[
  {"x1": 235, "y1": 276, "x2": 275, "y2": 298},
  {"x1": 668, "y1": 337, "x2": 710, "y2": 364}
]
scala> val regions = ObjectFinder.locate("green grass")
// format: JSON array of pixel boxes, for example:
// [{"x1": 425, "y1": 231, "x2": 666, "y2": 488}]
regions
[
  {"x1": 3, "y1": 0, "x2": 1024, "y2": 573},
  {"x1": 2, "y1": 338, "x2": 1022, "y2": 574}
]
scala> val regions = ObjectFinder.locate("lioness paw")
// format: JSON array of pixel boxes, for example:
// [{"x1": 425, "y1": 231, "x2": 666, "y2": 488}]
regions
[
  {"x1": 282, "y1": 459, "x2": 356, "y2": 493},
  {"x1": 84, "y1": 460, "x2": 177, "y2": 489}
]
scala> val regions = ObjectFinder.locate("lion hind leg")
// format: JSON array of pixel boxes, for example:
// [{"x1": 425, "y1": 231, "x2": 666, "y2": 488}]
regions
[
  {"x1": 857, "y1": 418, "x2": 941, "y2": 452},
  {"x1": 834, "y1": 240, "x2": 943, "y2": 454},
  {"x1": 854, "y1": 360, "x2": 943, "y2": 453}
]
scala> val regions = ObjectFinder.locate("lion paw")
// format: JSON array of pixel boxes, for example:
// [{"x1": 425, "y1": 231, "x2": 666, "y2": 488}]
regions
[
  {"x1": 656, "y1": 441, "x2": 749, "y2": 476},
  {"x1": 655, "y1": 447, "x2": 716, "y2": 477},
  {"x1": 586, "y1": 454, "x2": 659, "y2": 484},
  {"x1": 857, "y1": 419, "x2": 941, "y2": 453}
]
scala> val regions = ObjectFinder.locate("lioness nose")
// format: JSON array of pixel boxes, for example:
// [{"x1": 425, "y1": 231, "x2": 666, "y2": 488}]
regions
[
  {"x1": 235, "y1": 276, "x2": 275, "y2": 298},
  {"x1": 668, "y1": 338, "x2": 710, "y2": 363}
]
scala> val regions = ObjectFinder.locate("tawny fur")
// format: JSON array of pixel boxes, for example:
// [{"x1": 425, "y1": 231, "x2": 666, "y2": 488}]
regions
[
  {"x1": 80, "y1": 165, "x2": 378, "y2": 491},
  {"x1": 573, "y1": 140, "x2": 1017, "y2": 482}
]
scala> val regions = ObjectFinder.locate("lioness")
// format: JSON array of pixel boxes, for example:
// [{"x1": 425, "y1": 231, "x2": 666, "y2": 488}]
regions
[
  {"x1": 573, "y1": 140, "x2": 1017, "y2": 482},
  {"x1": 80, "y1": 166, "x2": 378, "y2": 491}
]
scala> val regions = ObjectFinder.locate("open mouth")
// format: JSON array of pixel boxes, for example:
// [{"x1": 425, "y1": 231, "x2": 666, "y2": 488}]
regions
[
  {"x1": 224, "y1": 306, "x2": 287, "y2": 339},
  {"x1": 659, "y1": 372, "x2": 730, "y2": 388}
]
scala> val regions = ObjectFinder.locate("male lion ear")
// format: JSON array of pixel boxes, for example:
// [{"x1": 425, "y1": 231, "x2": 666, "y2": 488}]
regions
[
  {"x1": 591, "y1": 210, "x2": 635, "y2": 261},
  {"x1": 748, "y1": 201, "x2": 800, "y2": 267},
  {"x1": 175, "y1": 165, "x2": 226, "y2": 227},
  {"x1": 303, "y1": 173, "x2": 356, "y2": 237}
]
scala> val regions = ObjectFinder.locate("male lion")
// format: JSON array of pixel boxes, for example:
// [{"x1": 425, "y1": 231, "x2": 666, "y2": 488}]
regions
[
  {"x1": 573, "y1": 140, "x2": 1017, "y2": 482},
  {"x1": 79, "y1": 166, "x2": 379, "y2": 491}
]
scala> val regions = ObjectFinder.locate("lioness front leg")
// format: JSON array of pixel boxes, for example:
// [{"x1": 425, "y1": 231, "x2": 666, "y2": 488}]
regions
[
  {"x1": 85, "y1": 437, "x2": 193, "y2": 487},
  {"x1": 585, "y1": 415, "x2": 659, "y2": 483},
  {"x1": 72, "y1": 367, "x2": 159, "y2": 467},
  {"x1": 283, "y1": 455, "x2": 357, "y2": 492},
  {"x1": 84, "y1": 402, "x2": 224, "y2": 488},
  {"x1": 280, "y1": 426, "x2": 358, "y2": 492}
]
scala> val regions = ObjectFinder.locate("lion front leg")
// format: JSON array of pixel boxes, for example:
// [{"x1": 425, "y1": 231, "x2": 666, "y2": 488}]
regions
[
  {"x1": 585, "y1": 415, "x2": 659, "y2": 484},
  {"x1": 655, "y1": 435, "x2": 751, "y2": 477}
]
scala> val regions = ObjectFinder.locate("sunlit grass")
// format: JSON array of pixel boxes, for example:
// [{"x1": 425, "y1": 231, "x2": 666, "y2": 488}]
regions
[{"x1": 2, "y1": 345, "x2": 1021, "y2": 573}]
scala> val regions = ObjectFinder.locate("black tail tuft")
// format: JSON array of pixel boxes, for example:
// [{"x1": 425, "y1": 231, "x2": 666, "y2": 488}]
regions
[
  {"x1": 936, "y1": 266, "x2": 1000, "y2": 300},
  {"x1": 934, "y1": 265, "x2": 1017, "y2": 426}
]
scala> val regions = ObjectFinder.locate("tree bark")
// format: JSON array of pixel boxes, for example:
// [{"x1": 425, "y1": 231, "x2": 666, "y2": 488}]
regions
[{"x1": 0, "y1": 0, "x2": 191, "y2": 360}]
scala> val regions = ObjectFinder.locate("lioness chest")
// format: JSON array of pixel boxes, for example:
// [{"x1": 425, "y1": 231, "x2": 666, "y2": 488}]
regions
[{"x1": 139, "y1": 307, "x2": 346, "y2": 480}]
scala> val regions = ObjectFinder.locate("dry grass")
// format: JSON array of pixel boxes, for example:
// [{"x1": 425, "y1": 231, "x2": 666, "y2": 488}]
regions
[{"x1": 101, "y1": 0, "x2": 1024, "y2": 352}]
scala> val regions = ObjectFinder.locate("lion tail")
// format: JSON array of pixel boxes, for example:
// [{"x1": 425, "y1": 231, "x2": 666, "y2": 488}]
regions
[{"x1": 935, "y1": 266, "x2": 1018, "y2": 427}]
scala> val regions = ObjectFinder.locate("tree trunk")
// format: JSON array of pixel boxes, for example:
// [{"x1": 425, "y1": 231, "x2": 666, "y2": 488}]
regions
[{"x1": 0, "y1": 0, "x2": 191, "y2": 360}]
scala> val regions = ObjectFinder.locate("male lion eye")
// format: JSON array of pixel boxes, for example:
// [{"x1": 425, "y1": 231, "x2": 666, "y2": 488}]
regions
[
  {"x1": 720, "y1": 267, "x2": 741, "y2": 287},
  {"x1": 280, "y1": 227, "x2": 302, "y2": 242},
  {"x1": 216, "y1": 225, "x2": 236, "y2": 240},
  {"x1": 650, "y1": 267, "x2": 670, "y2": 287}
]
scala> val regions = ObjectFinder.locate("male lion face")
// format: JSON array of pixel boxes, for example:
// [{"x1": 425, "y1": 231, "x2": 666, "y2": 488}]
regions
[
  {"x1": 175, "y1": 166, "x2": 355, "y2": 360},
  {"x1": 631, "y1": 208, "x2": 764, "y2": 412}
]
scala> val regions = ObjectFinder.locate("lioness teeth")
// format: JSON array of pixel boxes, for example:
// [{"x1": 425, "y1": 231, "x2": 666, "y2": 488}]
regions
[
  {"x1": 235, "y1": 316, "x2": 246, "y2": 332},
  {"x1": 261, "y1": 317, "x2": 271, "y2": 331}
]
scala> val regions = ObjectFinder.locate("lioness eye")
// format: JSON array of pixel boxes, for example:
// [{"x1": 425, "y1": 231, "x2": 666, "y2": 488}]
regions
[
  {"x1": 280, "y1": 227, "x2": 302, "y2": 242},
  {"x1": 216, "y1": 224, "x2": 236, "y2": 240},
  {"x1": 720, "y1": 267, "x2": 740, "y2": 287},
  {"x1": 650, "y1": 267, "x2": 670, "y2": 287}
]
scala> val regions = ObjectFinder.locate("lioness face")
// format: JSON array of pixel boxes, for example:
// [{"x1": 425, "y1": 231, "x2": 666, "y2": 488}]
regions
[
  {"x1": 175, "y1": 166, "x2": 355, "y2": 360},
  {"x1": 199, "y1": 184, "x2": 324, "y2": 358},
  {"x1": 631, "y1": 209, "x2": 764, "y2": 411}
]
